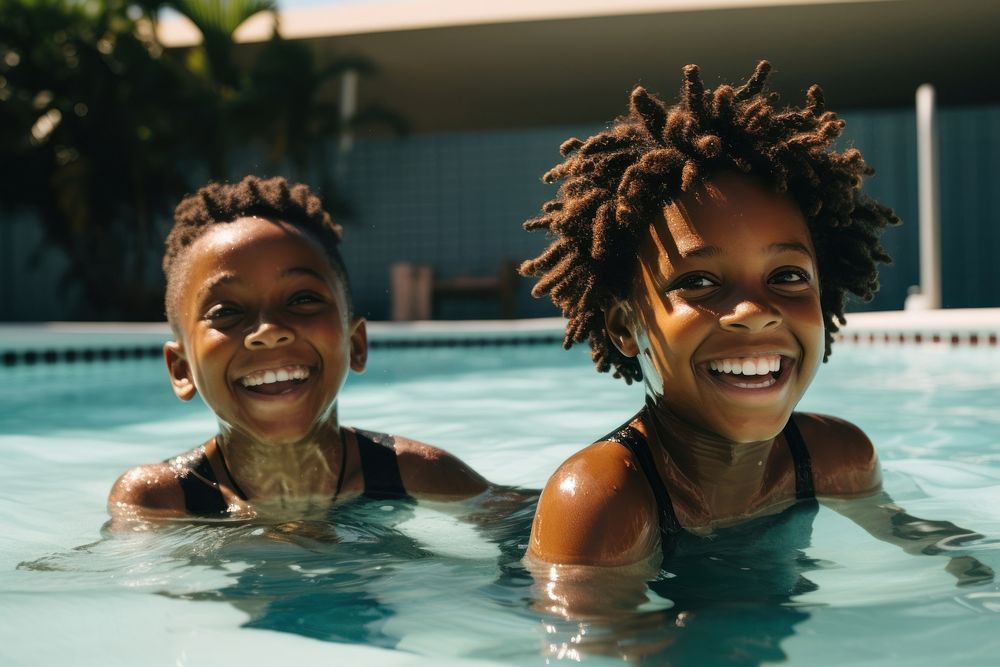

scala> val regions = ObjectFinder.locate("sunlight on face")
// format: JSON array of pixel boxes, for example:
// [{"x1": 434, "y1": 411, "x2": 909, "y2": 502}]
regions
[{"x1": 627, "y1": 175, "x2": 825, "y2": 442}]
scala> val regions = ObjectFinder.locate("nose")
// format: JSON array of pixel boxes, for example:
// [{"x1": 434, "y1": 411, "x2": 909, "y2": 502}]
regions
[
  {"x1": 718, "y1": 297, "x2": 782, "y2": 333},
  {"x1": 244, "y1": 318, "x2": 295, "y2": 349}
]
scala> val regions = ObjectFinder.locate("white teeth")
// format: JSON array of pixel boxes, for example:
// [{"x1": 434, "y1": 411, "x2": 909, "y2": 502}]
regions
[
  {"x1": 709, "y1": 355, "x2": 783, "y2": 377},
  {"x1": 239, "y1": 365, "x2": 310, "y2": 387},
  {"x1": 734, "y1": 376, "x2": 777, "y2": 389}
]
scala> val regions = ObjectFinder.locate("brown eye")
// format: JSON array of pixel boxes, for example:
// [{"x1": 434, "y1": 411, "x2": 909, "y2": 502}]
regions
[
  {"x1": 288, "y1": 291, "x2": 327, "y2": 312},
  {"x1": 669, "y1": 274, "x2": 718, "y2": 293},
  {"x1": 206, "y1": 304, "x2": 241, "y2": 320},
  {"x1": 290, "y1": 291, "x2": 322, "y2": 303},
  {"x1": 769, "y1": 268, "x2": 812, "y2": 288},
  {"x1": 204, "y1": 304, "x2": 243, "y2": 328}
]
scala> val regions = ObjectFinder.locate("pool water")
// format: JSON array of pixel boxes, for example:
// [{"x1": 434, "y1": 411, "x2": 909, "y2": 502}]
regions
[{"x1": 1, "y1": 342, "x2": 999, "y2": 666}]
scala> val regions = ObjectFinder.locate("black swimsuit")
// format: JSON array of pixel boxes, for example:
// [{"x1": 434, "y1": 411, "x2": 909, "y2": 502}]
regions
[
  {"x1": 166, "y1": 429, "x2": 409, "y2": 516},
  {"x1": 603, "y1": 407, "x2": 816, "y2": 547}
]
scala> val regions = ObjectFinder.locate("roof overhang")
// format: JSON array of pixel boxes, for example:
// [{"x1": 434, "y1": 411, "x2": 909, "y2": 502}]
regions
[{"x1": 158, "y1": 0, "x2": 1000, "y2": 133}]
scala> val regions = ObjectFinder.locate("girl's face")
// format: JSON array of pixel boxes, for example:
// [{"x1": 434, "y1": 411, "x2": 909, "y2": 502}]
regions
[{"x1": 607, "y1": 174, "x2": 825, "y2": 443}]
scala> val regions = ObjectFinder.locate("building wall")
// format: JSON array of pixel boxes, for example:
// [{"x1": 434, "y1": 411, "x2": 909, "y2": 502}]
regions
[
  {"x1": 2, "y1": 105, "x2": 998, "y2": 322},
  {"x1": 338, "y1": 125, "x2": 591, "y2": 320},
  {"x1": 0, "y1": 208, "x2": 75, "y2": 322},
  {"x1": 341, "y1": 105, "x2": 999, "y2": 320}
]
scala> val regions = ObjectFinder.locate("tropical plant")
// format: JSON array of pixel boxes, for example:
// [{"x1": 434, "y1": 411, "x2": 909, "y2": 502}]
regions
[
  {"x1": 0, "y1": 0, "x2": 405, "y2": 320},
  {"x1": 165, "y1": 0, "x2": 276, "y2": 177},
  {"x1": 0, "y1": 0, "x2": 208, "y2": 318}
]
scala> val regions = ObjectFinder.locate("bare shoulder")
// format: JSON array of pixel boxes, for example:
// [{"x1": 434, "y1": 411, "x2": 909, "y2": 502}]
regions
[
  {"x1": 528, "y1": 440, "x2": 660, "y2": 567},
  {"x1": 390, "y1": 435, "x2": 490, "y2": 499},
  {"x1": 793, "y1": 412, "x2": 882, "y2": 497},
  {"x1": 107, "y1": 461, "x2": 187, "y2": 518}
]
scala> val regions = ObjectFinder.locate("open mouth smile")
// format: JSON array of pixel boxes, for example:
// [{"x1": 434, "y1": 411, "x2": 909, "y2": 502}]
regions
[
  {"x1": 236, "y1": 364, "x2": 313, "y2": 396},
  {"x1": 702, "y1": 354, "x2": 792, "y2": 392}
]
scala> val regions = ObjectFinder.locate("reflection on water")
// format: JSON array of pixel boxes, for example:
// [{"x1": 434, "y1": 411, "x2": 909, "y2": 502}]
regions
[
  {"x1": 15, "y1": 494, "x2": 999, "y2": 666},
  {"x1": 161, "y1": 498, "x2": 427, "y2": 649},
  {"x1": 18, "y1": 493, "x2": 540, "y2": 656},
  {"x1": 535, "y1": 502, "x2": 823, "y2": 665}
]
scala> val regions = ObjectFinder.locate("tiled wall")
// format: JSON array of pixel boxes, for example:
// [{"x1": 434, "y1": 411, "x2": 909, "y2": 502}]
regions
[
  {"x1": 338, "y1": 125, "x2": 602, "y2": 320},
  {"x1": 2, "y1": 107, "x2": 998, "y2": 322}
]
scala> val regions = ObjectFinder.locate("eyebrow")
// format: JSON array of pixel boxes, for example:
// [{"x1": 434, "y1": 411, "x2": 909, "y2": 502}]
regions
[
  {"x1": 678, "y1": 245, "x2": 722, "y2": 259},
  {"x1": 767, "y1": 242, "x2": 815, "y2": 259},
  {"x1": 196, "y1": 267, "x2": 330, "y2": 301},
  {"x1": 676, "y1": 242, "x2": 814, "y2": 260},
  {"x1": 281, "y1": 266, "x2": 329, "y2": 282},
  {"x1": 197, "y1": 273, "x2": 237, "y2": 301}
]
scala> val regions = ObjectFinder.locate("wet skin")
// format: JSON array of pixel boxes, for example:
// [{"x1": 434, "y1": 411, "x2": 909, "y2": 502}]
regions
[
  {"x1": 621, "y1": 174, "x2": 826, "y2": 444},
  {"x1": 527, "y1": 175, "x2": 990, "y2": 629},
  {"x1": 528, "y1": 175, "x2": 882, "y2": 567},
  {"x1": 108, "y1": 217, "x2": 488, "y2": 520},
  {"x1": 164, "y1": 217, "x2": 363, "y2": 449}
]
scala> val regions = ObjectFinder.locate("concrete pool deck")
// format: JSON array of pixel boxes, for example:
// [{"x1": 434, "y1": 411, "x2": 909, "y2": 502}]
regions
[{"x1": 0, "y1": 308, "x2": 998, "y2": 362}]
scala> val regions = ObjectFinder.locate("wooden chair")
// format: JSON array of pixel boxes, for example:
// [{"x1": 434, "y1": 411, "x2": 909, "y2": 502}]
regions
[{"x1": 390, "y1": 260, "x2": 518, "y2": 320}]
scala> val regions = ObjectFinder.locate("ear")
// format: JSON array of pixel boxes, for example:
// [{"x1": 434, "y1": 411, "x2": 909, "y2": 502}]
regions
[
  {"x1": 604, "y1": 301, "x2": 640, "y2": 358},
  {"x1": 348, "y1": 318, "x2": 368, "y2": 373},
  {"x1": 164, "y1": 341, "x2": 197, "y2": 401}
]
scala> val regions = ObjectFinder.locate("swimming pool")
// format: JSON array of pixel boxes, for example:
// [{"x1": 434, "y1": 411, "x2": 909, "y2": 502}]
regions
[{"x1": 2, "y1": 327, "x2": 999, "y2": 666}]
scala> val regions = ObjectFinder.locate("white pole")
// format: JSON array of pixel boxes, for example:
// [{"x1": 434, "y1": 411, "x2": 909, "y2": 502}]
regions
[
  {"x1": 909, "y1": 83, "x2": 942, "y2": 310},
  {"x1": 337, "y1": 69, "x2": 359, "y2": 174}
]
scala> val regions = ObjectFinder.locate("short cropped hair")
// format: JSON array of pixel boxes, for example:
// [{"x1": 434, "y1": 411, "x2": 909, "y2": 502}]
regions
[
  {"x1": 163, "y1": 176, "x2": 349, "y2": 326},
  {"x1": 521, "y1": 61, "x2": 898, "y2": 383}
]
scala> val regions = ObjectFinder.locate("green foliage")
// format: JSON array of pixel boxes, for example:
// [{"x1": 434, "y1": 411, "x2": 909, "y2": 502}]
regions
[
  {"x1": 170, "y1": 0, "x2": 275, "y2": 87},
  {"x1": 0, "y1": 0, "x2": 209, "y2": 318},
  {"x1": 0, "y1": 0, "x2": 402, "y2": 320}
]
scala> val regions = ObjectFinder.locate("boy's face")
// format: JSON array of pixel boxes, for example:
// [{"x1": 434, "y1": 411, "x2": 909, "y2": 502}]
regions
[
  {"x1": 164, "y1": 217, "x2": 366, "y2": 446},
  {"x1": 607, "y1": 174, "x2": 825, "y2": 443}
]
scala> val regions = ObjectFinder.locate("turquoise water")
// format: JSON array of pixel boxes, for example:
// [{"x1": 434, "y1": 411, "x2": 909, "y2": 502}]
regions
[{"x1": 1, "y1": 341, "x2": 999, "y2": 666}]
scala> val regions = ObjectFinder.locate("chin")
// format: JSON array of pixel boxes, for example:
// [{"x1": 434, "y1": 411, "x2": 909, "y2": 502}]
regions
[
  {"x1": 244, "y1": 422, "x2": 316, "y2": 446},
  {"x1": 717, "y1": 413, "x2": 789, "y2": 444}
]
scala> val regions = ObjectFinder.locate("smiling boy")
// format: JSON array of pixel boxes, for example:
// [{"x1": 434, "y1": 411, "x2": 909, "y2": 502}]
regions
[{"x1": 108, "y1": 176, "x2": 488, "y2": 520}]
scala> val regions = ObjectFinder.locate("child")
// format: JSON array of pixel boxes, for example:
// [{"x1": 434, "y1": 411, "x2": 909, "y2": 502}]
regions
[
  {"x1": 108, "y1": 176, "x2": 489, "y2": 521},
  {"x1": 520, "y1": 61, "x2": 984, "y2": 574}
]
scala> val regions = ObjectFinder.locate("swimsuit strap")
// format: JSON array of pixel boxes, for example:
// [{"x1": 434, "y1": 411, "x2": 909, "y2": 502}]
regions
[
  {"x1": 601, "y1": 414, "x2": 683, "y2": 539},
  {"x1": 172, "y1": 447, "x2": 229, "y2": 516},
  {"x1": 603, "y1": 409, "x2": 818, "y2": 539},
  {"x1": 782, "y1": 414, "x2": 816, "y2": 500},
  {"x1": 354, "y1": 429, "x2": 408, "y2": 500}
]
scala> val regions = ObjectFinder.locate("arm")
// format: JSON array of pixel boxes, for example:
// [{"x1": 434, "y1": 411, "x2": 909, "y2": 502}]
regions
[
  {"x1": 797, "y1": 412, "x2": 882, "y2": 497},
  {"x1": 800, "y1": 413, "x2": 993, "y2": 586},
  {"x1": 519, "y1": 441, "x2": 666, "y2": 623},
  {"x1": 393, "y1": 437, "x2": 491, "y2": 500},
  {"x1": 825, "y1": 493, "x2": 993, "y2": 586},
  {"x1": 528, "y1": 441, "x2": 661, "y2": 567},
  {"x1": 106, "y1": 463, "x2": 187, "y2": 524}
]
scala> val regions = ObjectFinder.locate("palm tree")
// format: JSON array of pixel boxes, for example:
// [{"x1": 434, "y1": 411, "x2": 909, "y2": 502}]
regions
[
  {"x1": 0, "y1": 0, "x2": 406, "y2": 320},
  {"x1": 0, "y1": 0, "x2": 207, "y2": 318},
  {"x1": 164, "y1": 0, "x2": 277, "y2": 178},
  {"x1": 172, "y1": 0, "x2": 407, "y2": 211}
]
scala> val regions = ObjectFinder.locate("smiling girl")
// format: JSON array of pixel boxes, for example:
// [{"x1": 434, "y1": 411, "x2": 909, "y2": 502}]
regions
[{"x1": 520, "y1": 61, "x2": 901, "y2": 567}]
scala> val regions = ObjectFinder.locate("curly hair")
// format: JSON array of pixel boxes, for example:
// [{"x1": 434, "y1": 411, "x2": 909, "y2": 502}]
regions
[
  {"x1": 163, "y1": 175, "x2": 349, "y2": 326},
  {"x1": 520, "y1": 61, "x2": 898, "y2": 383}
]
